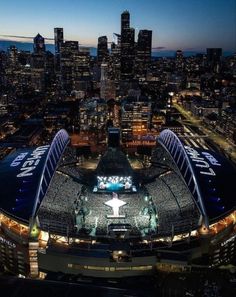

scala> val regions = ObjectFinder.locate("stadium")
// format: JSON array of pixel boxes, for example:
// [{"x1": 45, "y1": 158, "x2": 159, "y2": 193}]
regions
[{"x1": 0, "y1": 129, "x2": 236, "y2": 278}]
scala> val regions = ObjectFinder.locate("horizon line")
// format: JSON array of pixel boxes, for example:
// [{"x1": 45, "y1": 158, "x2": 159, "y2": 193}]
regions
[{"x1": 0, "y1": 38, "x2": 235, "y2": 53}]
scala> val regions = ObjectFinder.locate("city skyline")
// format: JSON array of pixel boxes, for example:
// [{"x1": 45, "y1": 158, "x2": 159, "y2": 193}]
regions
[
  {"x1": 0, "y1": 0, "x2": 236, "y2": 51},
  {"x1": 0, "y1": 0, "x2": 236, "y2": 292}
]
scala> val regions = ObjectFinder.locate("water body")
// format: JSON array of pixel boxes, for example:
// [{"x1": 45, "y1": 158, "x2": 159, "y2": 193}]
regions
[{"x1": 0, "y1": 40, "x2": 234, "y2": 57}]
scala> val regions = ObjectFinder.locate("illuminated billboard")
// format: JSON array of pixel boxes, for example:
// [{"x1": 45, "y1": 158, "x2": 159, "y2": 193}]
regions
[{"x1": 96, "y1": 176, "x2": 133, "y2": 192}]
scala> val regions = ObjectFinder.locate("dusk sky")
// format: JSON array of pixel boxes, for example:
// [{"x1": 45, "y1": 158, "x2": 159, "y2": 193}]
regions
[{"x1": 0, "y1": 0, "x2": 236, "y2": 51}]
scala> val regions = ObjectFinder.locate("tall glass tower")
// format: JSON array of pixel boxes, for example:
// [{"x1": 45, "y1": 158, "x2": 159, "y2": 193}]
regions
[
  {"x1": 120, "y1": 11, "x2": 135, "y2": 80},
  {"x1": 54, "y1": 28, "x2": 64, "y2": 54},
  {"x1": 97, "y1": 36, "x2": 109, "y2": 64},
  {"x1": 121, "y1": 10, "x2": 130, "y2": 34}
]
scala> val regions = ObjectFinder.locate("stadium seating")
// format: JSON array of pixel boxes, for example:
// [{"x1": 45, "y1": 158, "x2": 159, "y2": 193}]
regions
[{"x1": 38, "y1": 146, "x2": 200, "y2": 239}]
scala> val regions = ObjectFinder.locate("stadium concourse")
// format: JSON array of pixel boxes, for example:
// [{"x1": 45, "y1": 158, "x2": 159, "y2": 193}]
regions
[{"x1": 0, "y1": 129, "x2": 236, "y2": 278}]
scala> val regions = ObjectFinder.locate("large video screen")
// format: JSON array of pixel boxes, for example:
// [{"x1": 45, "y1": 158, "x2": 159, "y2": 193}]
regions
[{"x1": 97, "y1": 176, "x2": 132, "y2": 191}]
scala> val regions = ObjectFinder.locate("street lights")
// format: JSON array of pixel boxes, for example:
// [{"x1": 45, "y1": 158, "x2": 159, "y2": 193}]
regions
[{"x1": 168, "y1": 92, "x2": 174, "y2": 108}]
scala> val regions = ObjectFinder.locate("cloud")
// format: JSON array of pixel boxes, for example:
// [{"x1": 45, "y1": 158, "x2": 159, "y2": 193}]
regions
[
  {"x1": 152, "y1": 46, "x2": 166, "y2": 51},
  {"x1": 0, "y1": 34, "x2": 54, "y2": 42}
]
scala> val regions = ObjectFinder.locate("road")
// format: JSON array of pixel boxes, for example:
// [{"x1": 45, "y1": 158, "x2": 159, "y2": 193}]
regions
[{"x1": 173, "y1": 102, "x2": 236, "y2": 162}]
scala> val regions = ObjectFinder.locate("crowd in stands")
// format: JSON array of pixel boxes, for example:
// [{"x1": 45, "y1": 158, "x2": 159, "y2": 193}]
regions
[
  {"x1": 38, "y1": 172, "x2": 82, "y2": 235},
  {"x1": 38, "y1": 145, "x2": 200, "y2": 240},
  {"x1": 59, "y1": 147, "x2": 78, "y2": 166},
  {"x1": 151, "y1": 147, "x2": 177, "y2": 171},
  {"x1": 58, "y1": 165, "x2": 82, "y2": 180},
  {"x1": 146, "y1": 170, "x2": 199, "y2": 235}
]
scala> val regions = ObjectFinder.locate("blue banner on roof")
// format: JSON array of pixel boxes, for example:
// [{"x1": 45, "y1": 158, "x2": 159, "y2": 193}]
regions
[
  {"x1": 0, "y1": 145, "x2": 49, "y2": 222},
  {"x1": 184, "y1": 145, "x2": 236, "y2": 220}
]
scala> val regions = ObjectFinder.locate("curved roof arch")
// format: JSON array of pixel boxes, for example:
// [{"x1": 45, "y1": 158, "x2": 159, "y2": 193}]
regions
[
  {"x1": 158, "y1": 129, "x2": 208, "y2": 226},
  {"x1": 32, "y1": 129, "x2": 70, "y2": 218},
  {"x1": 158, "y1": 129, "x2": 236, "y2": 227}
]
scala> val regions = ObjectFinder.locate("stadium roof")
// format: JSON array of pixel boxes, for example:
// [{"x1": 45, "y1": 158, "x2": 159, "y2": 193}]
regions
[
  {"x1": 0, "y1": 128, "x2": 235, "y2": 227},
  {"x1": 158, "y1": 129, "x2": 236, "y2": 226},
  {"x1": 0, "y1": 129, "x2": 70, "y2": 223}
]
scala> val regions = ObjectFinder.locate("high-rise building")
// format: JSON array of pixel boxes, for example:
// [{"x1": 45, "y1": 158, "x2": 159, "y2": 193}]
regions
[
  {"x1": 110, "y1": 33, "x2": 121, "y2": 80},
  {"x1": 44, "y1": 51, "x2": 55, "y2": 91},
  {"x1": 100, "y1": 62, "x2": 116, "y2": 100},
  {"x1": 73, "y1": 47, "x2": 91, "y2": 92},
  {"x1": 60, "y1": 41, "x2": 79, "y2": 93},
  {"x1": 113, "y1": 33, "x2": 121, "y2": 46},
  {"x1": 206, "y1": 48, "x2": 222, "y2": 73},
  {"x1": 175, "y1": 50, "x2": 184, "y2": 71},
  {"x1": 60, "y1": 42, "x2": 91, "y2": 93},
  {"x1": 120, "y1": 11, "x2": 135, "y2": 80},
  {"x1": 54, "y1": 28, "x2": 64, "y2": 54},
  {"x1": 135, "y1": 30, "x2": 152, "y2": 79},
  {"x1": 79, "y1": 98, "x2": 108, "y2": 134},
  {"x1": 206, "y1": 48, "x2": 222, "y2": 62},
  {"x1": 31, "y1": 52, "x2": 45, "y2": 69},
  {"x1": 121, "y1": 27, "x2": 135, "y2": 80},
  {"x1": 32, "y1": 36, "x2": 46, "y2": 91},
  {"x1": 97, "y1": 36, "x2": 109, "y2": 64},
  {"x1": 7, "y1": 46, "x2": 19, "y2": 68},
  {"x1": 121, "y1": 10, "x2": 130, "y2": 34},
  {"x1": 121, "y1": 101, "x2": 151, "y2": 142},
  {"x1": 33, "y1": 33, "x2": 45, "y2": 54},
  {"x1": 30, "y1": 48, "x2": 46, "y2": 92},
  {"x1": 54, "y1": 28, "x2": 64, "y2": 71},
  {"x1": 120, "y1": 12, "x2": 135, "y2": 81}
]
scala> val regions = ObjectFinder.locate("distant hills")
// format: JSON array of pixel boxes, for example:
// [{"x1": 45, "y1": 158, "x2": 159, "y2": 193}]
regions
[{"x1": 0, "y1": 40, "x2": 234, "y2": 57}]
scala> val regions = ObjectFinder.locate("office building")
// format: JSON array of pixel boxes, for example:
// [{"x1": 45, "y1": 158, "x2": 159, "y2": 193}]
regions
[
  {"x1": 97, "y1": 36, "x2": 109, "y2": 64},
  {"x1": 135, "y1": 29, "x2": 152, "y2": 79},
  {"x1": 54, "y1": 27, "x2": 64, "y2": 71},
  {"x1": 33, "y1": 33, "x2": 45, "y2": 54},
  {"x1": 121, "y1": 10, "x2": 130, "y2": 34},
  {"x1": 54, "y1": 27, "x2": 64, "y2": 54},
  {"x1": 120, "y1": 11, "x2": 135, "y2": 80}
]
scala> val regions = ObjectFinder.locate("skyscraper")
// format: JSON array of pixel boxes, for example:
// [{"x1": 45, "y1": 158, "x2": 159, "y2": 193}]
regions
[
  {"x1": 60, "y1": 41, "x2": 91, "y2": 93},
  {"x1": 135, "y1": 30, "x2": 152, "y2": 79},
  {"x1": 54, "y1": 28, "x2": 64, "y2": 55},
  {"x1": 60, "y1": 41, "x2": 79, "y2": 93},
  {"x1": 175, "y1": 50, "x2": 184, "y2": 71},
  {"x1": 100, "y1": 62, "x2": 116, "y2": 100},
  {"x1": 110, "y1": 33, "x2": 121, "y2": 80},
  {"x1": 54, "y1": 28, "x2": 64, "y2": 71},
  {"x1": 120, "y1": 11, "x2": 135, "y2": 80},
  {"x1": 33, "y1": 33, "x2": 45, "y2": 54},
  {"x1": 32, "y1": 34, "x2": 46, "y2": 91},
  {"x1": 121, "y1": 10, "x2": 130, "y2": 34},
  {"x1": 207, "y1": 48, "x2": 222, "y2": 73},
  {"x1": 97, "y1": 36, "x2": 109, "y2": 64}
]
